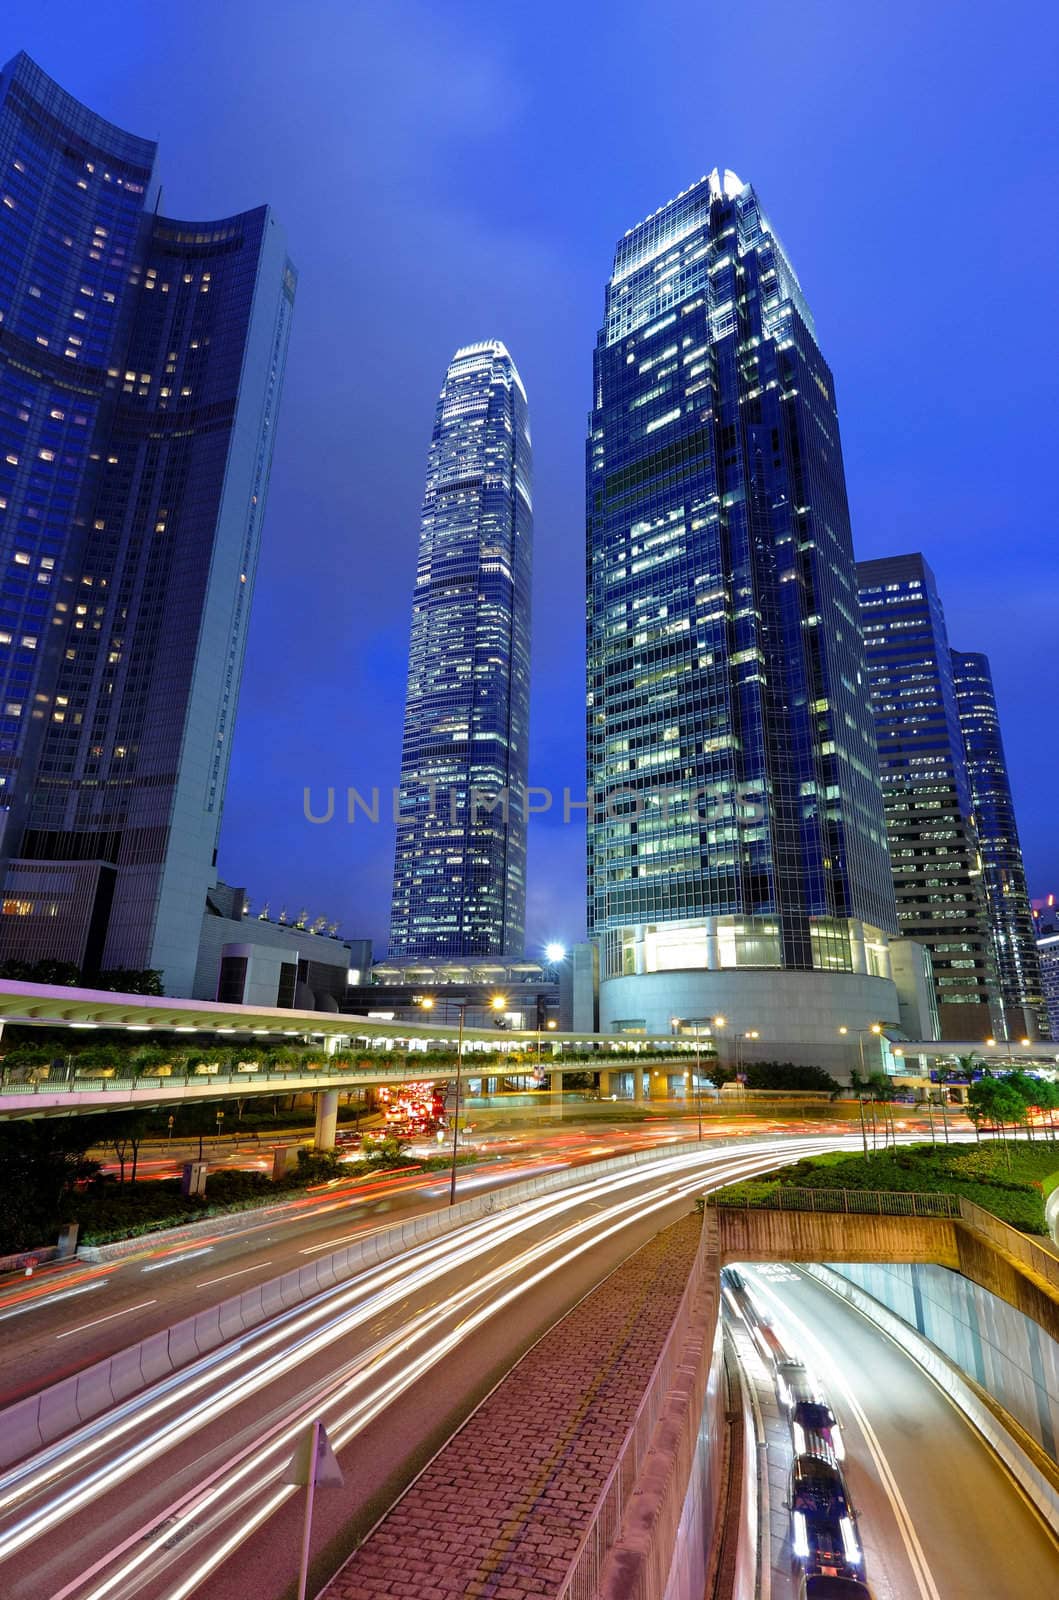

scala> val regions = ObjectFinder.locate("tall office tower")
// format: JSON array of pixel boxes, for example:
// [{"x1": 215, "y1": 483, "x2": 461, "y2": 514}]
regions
[
  {"x1": 587, "y1": 170, "x2": 910, "y2": 1068},
  {"x1": 0, "y1": 53, "x2": 295, "y2": 995},
  {"x1": 951, "y1": 650, "x2": 1046, "y2": 1037},
  {"x1": 857, "y1": 555, "x2": 1003, "y2": 1040},
  {"x1": 389, "y1": 341, "x2": 532, "y2": 960}
]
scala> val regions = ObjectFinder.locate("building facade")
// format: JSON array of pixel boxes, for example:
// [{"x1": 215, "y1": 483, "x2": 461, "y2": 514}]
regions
[
  {"x1": 587, "y1": 170, "x2": 905, "y2": 1070},
  {"x1": 951, "y1": 650, "x2": 1045, "y2": 1038},
  {"x1": 0, "y1": 53, "x2": 294, "y2": 995},
  {"x1": 857, "y1": 555, "x2": 1003, "y2": 1040},
  {"x1": 389, "y1": 341, "x2": 532, "y2": 960}
]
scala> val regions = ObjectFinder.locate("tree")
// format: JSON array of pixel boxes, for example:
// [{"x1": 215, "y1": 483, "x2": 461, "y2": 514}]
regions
[
  {"x1": 94, "y1": 968, "x2": 165, "y2": 996},
  {"x1": 96, "y1": 1111, "x2": 151, "y2": 1186},
  {"x1": 1004, "y1": 1071, "x2": 1044, "y2": 1139},
  {"x1": 743, "y1": 1061, "x2": 841, "y2": 1096},
  {"x1": 967, "y1": 1078, "x2": 1025, "y2": 1144},
  {"x1": 0, "y1": 1043, "x2": 52, "y2": 1085},
  {"x1": 1034, "y1": 1079, "x2": 1059, "y2": 1134},
  {"x1": 0, "y1": 1118, "x2": 97, "y2": 1253},
  {"x1": 0, "y1": 958, "x2": 81, "y2": 987}
]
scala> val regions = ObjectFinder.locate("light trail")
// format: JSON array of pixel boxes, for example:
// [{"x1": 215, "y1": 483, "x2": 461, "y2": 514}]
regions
[
  {"x1": 743, "y1": 1267, "x2": 943, "y2": 1600},
  {"x1": 0, "y1": 1135, "x2": 848, "y2": 1599},
  {"x1": 0, "y1": 1132, "x2": 844, "y2": 1593}
]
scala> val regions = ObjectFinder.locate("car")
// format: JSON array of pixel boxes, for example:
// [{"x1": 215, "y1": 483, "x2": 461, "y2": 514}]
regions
[
  {"x1": 789, "y1": 1441, "x2": 863, "y2": 1584},
  {"x1": 801, "y1": 1579, "x2": 873, "y2": 1600},
  {"x1": 782, "y1": 1372, "x2": 845, "y2": 1461}
]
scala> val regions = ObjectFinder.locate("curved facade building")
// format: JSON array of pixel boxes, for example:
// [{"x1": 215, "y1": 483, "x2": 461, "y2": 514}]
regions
[
  {"x1": 587, "y1": 171, "x2": 903, "y2": 1069},
  {"x1": 0, "y1": 54, "x2": 295, "y2": 993},
  {"x1": 390, "y1": 341, "x2": 532, "y2": 960}
]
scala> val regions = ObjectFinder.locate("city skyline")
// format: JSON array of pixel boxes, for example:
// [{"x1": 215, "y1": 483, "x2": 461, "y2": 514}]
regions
[{"x1": 6, "y1": 5, "x2": 1055, "y2": 954}]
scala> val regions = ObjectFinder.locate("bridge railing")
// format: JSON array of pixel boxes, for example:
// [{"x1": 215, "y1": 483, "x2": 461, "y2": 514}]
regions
[
  {"x1": 707, "y1": 1186, "x2": 962, "y2": 1218},
  {"x1": 0, "y1": 1055, "x2": 696, "y2": 1099}
]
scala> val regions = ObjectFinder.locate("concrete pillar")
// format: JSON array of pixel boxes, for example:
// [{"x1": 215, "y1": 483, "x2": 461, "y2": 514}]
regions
[
  {"x1": 633, "y1": 1068, "x2": 646, "y2": 1104},
  {"x1": 649, "y1": 1069, "x2": 669, "y2": 1101},
  {"x1": 549, "y1": 1070, "x2": 563, "y2": 1094},
  {"x1": 314, "y1": 1088, "x2": 339, "y2": 1150},
  {"x1": 599, "y1": 1070, "x2": 612, "y2": 1097}
]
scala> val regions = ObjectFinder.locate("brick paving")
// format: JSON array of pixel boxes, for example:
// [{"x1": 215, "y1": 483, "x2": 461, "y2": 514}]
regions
[{"x1": 322, "y1": 1213, "x2": 701, "y2": 1600}]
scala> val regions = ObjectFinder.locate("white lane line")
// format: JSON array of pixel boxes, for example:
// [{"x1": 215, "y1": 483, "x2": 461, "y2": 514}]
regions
[
  {"x1": 56, "y1": 1301, "x2": 158, "y2": 1340},
  {"x1": 0, "y1": 1281, "x2": 102, "y2": 1324},
  {"x1": 298, "y1": 1223, "x2": 396, "y2": 1255},
  {"x1": 195, "y1": 1263, "x2": 272, "y2": 1288},
  {"x1": 141, "y1": 1248, "x2": 214, "y2": 1274},
  {"x1": 746, "y1": 1270, "x2": 943, "y2": 1600}
]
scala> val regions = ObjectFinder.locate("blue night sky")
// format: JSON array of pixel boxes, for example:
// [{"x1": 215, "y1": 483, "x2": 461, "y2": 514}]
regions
[{"x1": 10, "y1": 1, "x2": 1058, "y2": 958}]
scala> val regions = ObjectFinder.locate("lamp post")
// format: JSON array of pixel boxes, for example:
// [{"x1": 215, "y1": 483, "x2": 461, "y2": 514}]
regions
[
  {"x1": 734, "y1": 1029, "x2": 759, "y2": 1079},
  {"x1": 711, "y1": 1015, "x2": 727, "y2": 1080},
  {"x1": 438, "y1": 993, "x2": 506, "y2": 1207}
]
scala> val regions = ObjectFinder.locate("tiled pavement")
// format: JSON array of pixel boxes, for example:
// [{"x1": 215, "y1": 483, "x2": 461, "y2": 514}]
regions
[{"x1": 322, "y1": 1213, "x2": 701, "y2": 1599}]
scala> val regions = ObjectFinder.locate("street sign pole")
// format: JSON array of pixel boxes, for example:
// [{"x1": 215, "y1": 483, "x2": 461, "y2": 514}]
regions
[
  {"x1": 284, "y1": 1417, "x2": 344, "y2": 1600},
  {"x1": 295, "y1": 1419, "x2": 321, "y2": 1600}
]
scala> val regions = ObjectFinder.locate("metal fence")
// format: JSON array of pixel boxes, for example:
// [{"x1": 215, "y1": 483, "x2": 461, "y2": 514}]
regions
[
  {"x1": 554, "y1": 1217, "x2": 716, "y2": 1600},
  {"x1": 708, "y1": 1186, "x2": 962, "y2": 1218}
]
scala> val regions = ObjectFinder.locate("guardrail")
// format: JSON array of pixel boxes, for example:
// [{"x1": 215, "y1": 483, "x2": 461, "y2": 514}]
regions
[
  {"x1": 555, "y1": 1203, "x2": 715, "y2": 1600},
  {"x1": 958, "y1": 1198, "x2": 1059, "y2": 1293},
  {"x1": 708, "y1": 1186, "x2": 962, "y2": 1218}
]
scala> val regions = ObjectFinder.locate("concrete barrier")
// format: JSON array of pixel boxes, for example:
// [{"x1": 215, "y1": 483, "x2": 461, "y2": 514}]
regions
[
  {"x1": 0, "y1": 1140, "x2": 737, "y2": 1471},
  {"x1": 804, "y1": 1263, "x2": 1059, "y2": 1531}
]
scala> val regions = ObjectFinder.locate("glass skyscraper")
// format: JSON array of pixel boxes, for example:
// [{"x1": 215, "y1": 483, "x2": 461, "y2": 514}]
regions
[
  {"x1": 587, "y1": 171, "x2": 902, "y2": 1055},
  {"x1": 951, "y1": 650, "x2": 1045, "y2": 1037},
  {"x1": 389, "y1": 341, "x2": 532, "y2": 960},
  {"x1": 857, "y1": 554, "x2": 1003, "y2": 1039},
  {"x1": 0, "y1": 53, "x2": 295, "y2": 994}
]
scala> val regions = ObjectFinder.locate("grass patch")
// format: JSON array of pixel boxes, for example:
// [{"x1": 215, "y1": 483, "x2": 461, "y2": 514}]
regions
[{"x1": 712, "y1": 1140, "x2": 1059, "y2": 1234}]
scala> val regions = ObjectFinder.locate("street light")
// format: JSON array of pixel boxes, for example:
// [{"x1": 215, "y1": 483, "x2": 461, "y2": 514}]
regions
[
  {"x1": 444, "y1": 995, "x2": 505, "y2": 1208},
  {"x1": 545, "y1": 942, "x2": 566, "y2": 964}
]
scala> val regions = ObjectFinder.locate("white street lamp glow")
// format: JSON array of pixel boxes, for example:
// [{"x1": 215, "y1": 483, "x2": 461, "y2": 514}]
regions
[{"x1": 545, "y1": 942, "x2": 566, "y2": 963}]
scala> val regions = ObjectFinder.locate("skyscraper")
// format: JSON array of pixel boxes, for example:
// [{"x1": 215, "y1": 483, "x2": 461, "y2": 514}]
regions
[
  {"x1": 951, "y1": 650, "x2": 1045, "y2": 1038},
  {"x1": 587, "y1": 170, "x2": 906, "y2": 1065},
  {"x1": 857, "y1": 555, "x2": 1003, "y2": 1040},
  {"x1": 389, "y1": 341, "x2": 532, "y2": 960},
  {"x1": 0, "y1": 53, "x2": 295, "y2": 994}
]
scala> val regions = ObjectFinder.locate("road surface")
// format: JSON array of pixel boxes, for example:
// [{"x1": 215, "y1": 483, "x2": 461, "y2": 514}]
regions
[
  {"x1": 0, "y1": 1137, "x2": 843, "y2": 1600},
  {"x1": 0, "y1": 1116, "x2": 866, "y2": 1402},
  {"x1": 733, "y1": 1264, "x2": 1059, "y2": 1600}
]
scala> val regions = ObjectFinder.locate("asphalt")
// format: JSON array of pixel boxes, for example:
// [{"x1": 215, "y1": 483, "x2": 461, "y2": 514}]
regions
[
  {"x1": 0, "y1": 1139, "x2": 825, "y2": 1600},
  {"x1": 736, "y1": 1264, "x2": 1059, "y2": 1600},
  {"x1": 0, "y1": 1118, "x2": 866, "y2": 1403}
]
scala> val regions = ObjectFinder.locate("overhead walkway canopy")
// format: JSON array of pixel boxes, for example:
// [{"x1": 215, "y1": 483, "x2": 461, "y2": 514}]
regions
[{"x1": 0, "y1": 977, "x2": 679, "y2": 1050}]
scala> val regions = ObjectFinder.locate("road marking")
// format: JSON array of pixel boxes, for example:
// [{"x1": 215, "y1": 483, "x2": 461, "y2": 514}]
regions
[
  {"x1": 746, "y1": 1271, "x2": 942, "y2": 1600},
  {"x1": 195, "y1": 1262, "x2": 273, "y2": 1288},
  {"x1": 0, "y1": 1280, "x2": 103, "y2": 1323},
  {"x1": 56, "y1": 1300, "x2": 157, "y2": 1339},
  {"x1": 298, "y1": 1222, "x2": 399, "y2": 1255},
  {"x1": 141, "y1": 1247, "x2": 214, "y2": 1273}
]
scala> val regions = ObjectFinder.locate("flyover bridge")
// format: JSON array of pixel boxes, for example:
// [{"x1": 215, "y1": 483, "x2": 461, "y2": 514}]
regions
[{"x1": 0, "y1": 978, "x2": 695, "y2": 1138}]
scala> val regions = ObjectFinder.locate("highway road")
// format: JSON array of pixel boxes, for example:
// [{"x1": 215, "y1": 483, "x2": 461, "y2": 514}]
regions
[
  {"x1": 733, "y1": 1264, "x2": 1059, "y2": 1600},
  {"x1": 0, "y1": 1136, "x2": 845, "y2": 1600},
  {"x1": 0, "y1": 1115, "x2": 867, "y2": 1403}
]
